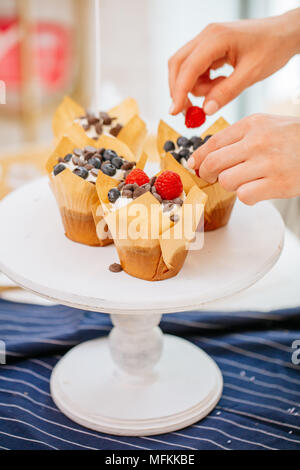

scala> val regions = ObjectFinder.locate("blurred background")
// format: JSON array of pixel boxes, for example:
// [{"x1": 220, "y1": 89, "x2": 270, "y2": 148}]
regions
[{"x1": 0, "y1": 0, "x2": 299, "y2": 234}]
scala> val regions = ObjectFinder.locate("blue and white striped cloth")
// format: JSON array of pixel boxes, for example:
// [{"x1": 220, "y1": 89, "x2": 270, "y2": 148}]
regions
[{"x1": 0, "y1": 299, "x2": 299, "y2": 450}]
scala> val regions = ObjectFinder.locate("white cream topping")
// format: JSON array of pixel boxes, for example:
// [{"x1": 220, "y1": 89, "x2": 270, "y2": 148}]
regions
[
  {"x1": 74, "y1": 117, "x2": 120, "y2": 140},
  {"x1": 180, "y1": 157, "x2": 196, "y2": 175}
]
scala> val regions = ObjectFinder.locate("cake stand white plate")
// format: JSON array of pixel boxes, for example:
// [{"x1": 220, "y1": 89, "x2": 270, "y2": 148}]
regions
[{"x1": 0, "y1": 178, "x2": 284, "y2": 436}]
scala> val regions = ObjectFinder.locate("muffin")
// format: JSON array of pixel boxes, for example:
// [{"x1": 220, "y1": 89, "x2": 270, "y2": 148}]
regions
[
  {"x1": 96, "y1": 168, "x2": 207, "y2": 281},
  {"x1": 53, "y1": 96, "x2": 147, "y2": 157},
  {"x1": 157, "y1": 117, "x2": 236, "y2": 231},
  {"x1": 46, "y1": 130, "x2": 147, "y2": 246}
]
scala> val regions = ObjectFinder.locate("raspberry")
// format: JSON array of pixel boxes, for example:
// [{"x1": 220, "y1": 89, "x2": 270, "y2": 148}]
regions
[
  {"x1": 185, "y1": 106, "x2": 206, "y2": 128},
  {"x1": 195, "y1": 169, "x2": 200, "y2": 177},
  {"x1": 154, "y1": 171, "x2": 183, "y2": 200},
  {"x1": 125, "y1": 168, "x2": 150, "y2": 186}
]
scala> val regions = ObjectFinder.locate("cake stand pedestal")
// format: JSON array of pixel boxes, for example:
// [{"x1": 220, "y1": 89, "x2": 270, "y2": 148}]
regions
[{"x1": 0, "y1": 178, "x2": 284, "y2": 436}]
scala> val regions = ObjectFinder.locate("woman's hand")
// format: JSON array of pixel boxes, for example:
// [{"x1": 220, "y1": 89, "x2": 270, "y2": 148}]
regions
[
  {"x1": 168, "y1": 9, "x2": 300, "y2": 115},
  {"x1": 187, "y1": 114, "x2": 300, "y2": 205}
]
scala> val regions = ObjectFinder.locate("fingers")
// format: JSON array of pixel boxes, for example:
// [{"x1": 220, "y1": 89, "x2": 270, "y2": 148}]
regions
[
  {"x1": 237, "y1": 178, "x2": 276, "y2": 205},
  {"x1": 217, "y1": 160, "x2": 267, "y2": 192},
  {"x1": 198, "y1": 142, "x2": 246, "y2": 183},
  {"x1": 203, "y1": 59, "x2": 251, "y2": 115},
  {"x1": 191, "y1": 75, "x2": 226, "y2": 97},
  {"x1": 188, "y1": 120, "x2": 246, "y2": 170},
  {"x1": 168, "y1": 36, "x2": 200, "y2": 107},
  {"x1": 171, "y1": 39, "x2": 227, "y2": 115}
]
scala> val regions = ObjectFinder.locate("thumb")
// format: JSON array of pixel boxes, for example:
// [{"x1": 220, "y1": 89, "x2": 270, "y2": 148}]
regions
[{"x1": 203, "y1": 62, "x2": 250, "y2": 115}]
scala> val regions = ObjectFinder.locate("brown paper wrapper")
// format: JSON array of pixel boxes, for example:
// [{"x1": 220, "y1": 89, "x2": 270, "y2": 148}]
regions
[
  {"x1": 157, "y1": 117, "x2": 236, "y2": 231},
  {"x1": 46, "y1": 134, "x2": 147, "y2": 246},
  {"x1": 96, "y1": 172, "x2": 207, "y2": 281},
  {"x1": 52, "y1": 96, "x2": 147, "y2": 157},
  {"x1": 46, "y1": 137, "x2": 100, "y2": 246}
]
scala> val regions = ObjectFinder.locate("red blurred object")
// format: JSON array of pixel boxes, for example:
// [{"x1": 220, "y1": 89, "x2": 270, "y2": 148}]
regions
[
  {"x1": 185, "y1": 106, "x2": 206, "y2": 128},
  {"x1": 0, "y1": 16, "x2": 72, "y2": 92}
]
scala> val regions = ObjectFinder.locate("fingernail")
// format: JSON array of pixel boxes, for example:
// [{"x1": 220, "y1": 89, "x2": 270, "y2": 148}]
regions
[
  {"x1": 187, "y1": 157, "x2": 195, "y2": 169},
  {"x1": 169, "y1": 102, "x2": 175, "y2": 114},
  {"x1": 204, "y1": 99, "x2": 219, "y2": 115}
]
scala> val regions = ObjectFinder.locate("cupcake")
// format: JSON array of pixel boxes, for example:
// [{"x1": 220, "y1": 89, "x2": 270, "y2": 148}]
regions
[
  {"x1": 157, "y1": 117, "x2": 236, "y2": 231},
  {"x1": 96, "y1": 168, "x2": 207, "y2": 281},
  {"x1": 53, "y1": 96, "x2": 147, "y2": 157},
  {"x1": 46, "y1": 130, "x2": 147, "y2": 247}
]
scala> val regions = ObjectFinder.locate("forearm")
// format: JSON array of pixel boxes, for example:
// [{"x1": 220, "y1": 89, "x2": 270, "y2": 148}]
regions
[{"x1": 279, "y1": 8, "x2": 300, "y2": 56}]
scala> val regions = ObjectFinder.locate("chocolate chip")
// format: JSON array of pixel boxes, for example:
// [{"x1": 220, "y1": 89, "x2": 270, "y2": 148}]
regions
[
  {"x1": 149, "y1": 176, "x2": 157, "y2": 186},
  {"x1": 84, "y1": 152, "x2": 95, "y2": 161},
  {"x1": 122, "y1": 189, "x2": 133, "y2": 198},
  {"x1": 121, "y1": 161, "x2": 135, "y2": 171},
  {"x1": 110, "y1": 124, "x2": 123, "y2": 137},
  {"x1": 170, "y1": 214, "x2": 179, "y2": 223},
  {"x1": 173, "y1": 198, "x2": 183, "y2": 206},
  {"x1": 95, "y1": 122, "x2": 103, "y2": 135},
  {"x1": 73, "y1": 148, "x2": 83, "y2": 157},
  {"x1": 102, "y1": 114, "x2": 112, "y2": 125},
  {"x1": 87, "y1": 115, "x2": 99, "y2": 125},
  {"x1": 141, "y1": 183, "x2": 151, "y2": 192},
  {"x1": 109, "y1": 263, "x2": 123, "y2": 273},
  {"x1": 163, "y1": 202, "x2": 174, "y2": 212},
  {"x1": 152, "y1": 192, "x2": 162, "y2": 203},
  {"x1": 133, "y1": 187, "x2": 147, "y2": 199},
  {"x1": 118, "y1": 182, "x2": 125, "y2": 191},
  {"x1": 123, "y1": 183, "x2": 135, "y2": 191},
  {"x1": 72, "y1": 156, "x2": 80, "y2": 165},
  {"x1": 85, "y1": 164, "x2": 93, "y2": 171},
  {"x1": 85, "y1": 146, "x2": 97, "y2": 153}
]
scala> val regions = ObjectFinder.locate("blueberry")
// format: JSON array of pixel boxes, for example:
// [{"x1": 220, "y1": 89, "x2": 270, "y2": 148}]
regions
[
  {"x1": 108, "y1": 188, "x2": 121, "y2": 203},
  {"x1": 103, "y1": 149, "x2": 118, "y2": 161},
  {"x1": 73, "y1": 167, "x2": 89, "y2": 179},
  {"x1": 101, "y1": 163, "x2": 116, "y2": 177},
  {"x1": 177, "y1": 136, "x2": 190, "y2": 147},
  {"x1": 178, "y1": 148, "x2": 190, "y2": 159},
  {"x1": 163, "y1": 140, "x2": 175, "y2": 152},
  {"x1": 111, "y1": 157, "x2": 124, "y2": 169},
  {"x1": 53, "y1": 163, "x2": 66, "y2": 176},
  {"x1": 63, "y1": 153, "x2": 72, "y2": 162},
  {"x1": 190, "y1": 136, "x2": 203, "y2": 150},
  {"x1": 203, "y1": 134, "x2": 212, "y2": 143},
  {"x1": 171, "y1": 151, "x2": 181, "y2": 162},
  {"x1": 88, "y1": 157, "x2": 101, "y2": 169}
]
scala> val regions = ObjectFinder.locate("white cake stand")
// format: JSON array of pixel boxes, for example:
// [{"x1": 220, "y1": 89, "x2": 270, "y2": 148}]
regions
[{"x1": 0, "y1": 178, "x2": 284, "y2": 436}]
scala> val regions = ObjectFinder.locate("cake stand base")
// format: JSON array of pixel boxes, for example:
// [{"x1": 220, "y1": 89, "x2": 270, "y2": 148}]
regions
[{"x1": 50, "y1": 334, "x2": 222, "y2": 436}]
